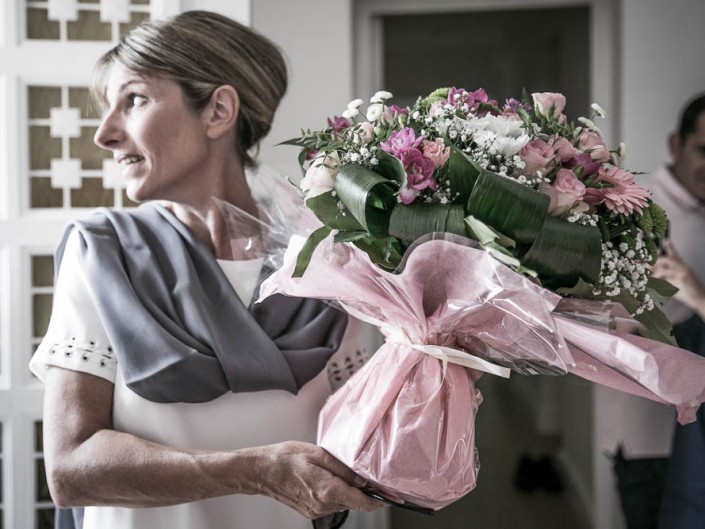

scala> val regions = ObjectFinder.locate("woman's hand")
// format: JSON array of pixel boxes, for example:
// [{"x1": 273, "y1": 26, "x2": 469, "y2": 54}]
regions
[
  {"x1": 250, "y1": 440, "x2": 385, "y2": 519},
  {"x1": 651, "y1": 240, "x2": 705, "y2": 317}
]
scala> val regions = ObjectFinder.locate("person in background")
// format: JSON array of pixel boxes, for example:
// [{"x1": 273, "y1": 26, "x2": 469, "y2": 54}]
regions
[
  {"x1": 649, "y1": 92, "x2": 705, "y2": 529},
  {"x1": 29, "y1": 11, "x2": 384, "y2": 529},
  {"x1": 595, "y1": 93, "x2": 705, "y2": 529}
]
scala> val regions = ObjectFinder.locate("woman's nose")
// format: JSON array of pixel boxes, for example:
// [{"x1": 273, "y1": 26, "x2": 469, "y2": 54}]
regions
[{"x1": 93, "y1": 109, "x2": 123, "y2": 150}]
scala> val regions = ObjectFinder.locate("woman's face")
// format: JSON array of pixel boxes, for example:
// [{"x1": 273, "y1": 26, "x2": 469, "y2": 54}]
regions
[{"x1": 94, "y1": 62, "x2": 210, "y2": 203}]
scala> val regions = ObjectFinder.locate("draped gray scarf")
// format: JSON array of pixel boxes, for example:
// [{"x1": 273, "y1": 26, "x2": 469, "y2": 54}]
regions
[{"x1": 55, "y1": 202, "x2": 348, "y2": 402}]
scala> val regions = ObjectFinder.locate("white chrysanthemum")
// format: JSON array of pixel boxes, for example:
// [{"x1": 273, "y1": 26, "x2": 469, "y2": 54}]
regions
[
  {"x1": 494, "y1": 134, "x2": 531, "y2": 157},
  {"x1": 342, "y1": 108, "x2": 359, "y2": 119},
  {"x1": 618, "y1": 142, "x2": 627, "y2": 158},
  {"x1": 366, "y1": 103, "x2": 384, "y2": 122},
  {"x1": 577, "y1": 116, "x2": 603, "y2": 136},
  {"x1": 347, "y1": 98, "x2": 364, "y2": 110},
  {"x1": 370, "y1": 90, "x2": 393, "y2": 103},
  {"x1": 591, "y1": 103, "x2": 607, "y2": 118}
]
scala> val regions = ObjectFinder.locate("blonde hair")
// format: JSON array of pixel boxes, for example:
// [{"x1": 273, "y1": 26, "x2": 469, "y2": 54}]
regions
[{"x1": 91, "y1": 10, "x2": 288, "y2": 168}]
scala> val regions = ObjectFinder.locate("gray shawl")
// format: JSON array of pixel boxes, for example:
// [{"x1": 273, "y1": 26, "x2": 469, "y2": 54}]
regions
[{"x1": 55, "y1": 202, "x2": 347, "y2": 402}]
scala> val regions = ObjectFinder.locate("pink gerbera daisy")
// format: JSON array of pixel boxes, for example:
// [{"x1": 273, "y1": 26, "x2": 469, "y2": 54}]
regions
[{"x1": 584, "y1": 167, "x2": 650, "y2": 215}]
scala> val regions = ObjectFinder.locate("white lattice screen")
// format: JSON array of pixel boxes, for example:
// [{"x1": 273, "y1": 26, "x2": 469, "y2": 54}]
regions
[{"x1": 0, "y1": 2, "x2": 181, "y2": 527}]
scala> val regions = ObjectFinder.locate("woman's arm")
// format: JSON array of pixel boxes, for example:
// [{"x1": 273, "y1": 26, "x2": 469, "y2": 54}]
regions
[{"x1": 43, "y1": 366, "x2": 380, "y2": 518}]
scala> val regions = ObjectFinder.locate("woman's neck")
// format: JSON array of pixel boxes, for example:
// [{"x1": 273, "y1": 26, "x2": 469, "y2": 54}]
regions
[{"x1": 163, "y1": 164, "x2": 258, "y2": 260}]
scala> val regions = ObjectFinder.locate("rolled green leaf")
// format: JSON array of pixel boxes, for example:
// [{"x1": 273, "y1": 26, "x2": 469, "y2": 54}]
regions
[
  {"x1": 305, "y1": 191, "x2": 364, "y2": 232},
  {"x1": 374, "y1": 149, "x2": 407, "y2": 186},
  {"x1": 521, "y1": 216, "x2": 602, "y2": 287},
  {"x1": 389, "y1": 203, "x2": 467, "y2": 243},
  {"x1": 466, "y1": 170, "x2": 549, "y2": 245},
  {"x1": 334, "y1": 163, "x2": 396, "y2": 238},
  {"x1": 445, "y1": 146, "x2": 480, "y2": 204}
]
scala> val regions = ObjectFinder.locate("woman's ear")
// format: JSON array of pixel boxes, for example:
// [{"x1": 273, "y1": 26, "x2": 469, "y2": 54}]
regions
[{"x1": 206, "y1": 85, "x2": 239, "y2": 140}]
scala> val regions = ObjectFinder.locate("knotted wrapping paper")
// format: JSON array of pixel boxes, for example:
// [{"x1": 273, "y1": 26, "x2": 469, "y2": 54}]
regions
[{"x1": 258, "y1": 234, "x2": 705, "y2": 509}]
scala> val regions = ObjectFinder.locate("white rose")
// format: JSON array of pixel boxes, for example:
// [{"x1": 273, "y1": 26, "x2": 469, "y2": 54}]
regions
[
  {"x1": 300, "y1": 152, "x2": 341, "y2": 198},
  {"x1": 353, "y1": 122, "x2": 375, "y2": 144}
]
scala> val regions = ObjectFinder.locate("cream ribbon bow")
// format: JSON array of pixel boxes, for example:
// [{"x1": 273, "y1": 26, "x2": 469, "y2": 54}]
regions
[{"x1": 339, "y1": 302, "x2": 511, "y2": 378}]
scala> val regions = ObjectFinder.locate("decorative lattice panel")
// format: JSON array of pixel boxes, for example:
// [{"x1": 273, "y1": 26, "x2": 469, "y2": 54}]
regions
[
  {"x1": 26, "y1": 0, "x2": 150, "y2": 42},
  {"x1": 34, "y1": 421, "x2": 53, "y2": 529},
  {"x1": 27, "y1": 84, "x2": 138, "y2": 210},
  {"x1": 31, "y1": 254, "x2": 54, "y2": 356}
]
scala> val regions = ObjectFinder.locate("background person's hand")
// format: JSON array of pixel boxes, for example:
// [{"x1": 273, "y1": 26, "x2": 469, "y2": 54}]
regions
[
  {"x1": 252, "y1": 440, "x2": 385, "y2": 519},
  {"x1": 651, "y1": 239, "x2": 705, "y2": 313}
]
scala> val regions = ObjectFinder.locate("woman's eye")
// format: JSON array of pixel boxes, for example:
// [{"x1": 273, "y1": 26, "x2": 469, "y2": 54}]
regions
[{"x1": 128, "y1": 93, "x2": 147, "y2": 107}]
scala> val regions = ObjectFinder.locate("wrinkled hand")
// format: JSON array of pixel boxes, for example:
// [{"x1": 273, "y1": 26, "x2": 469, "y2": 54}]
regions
[
  {"x1": 253, "y1": 441, "x2": 385, "y2": 519},
  {"x1": 651, "y1": 240, "x2": 705, "y2": 312}
]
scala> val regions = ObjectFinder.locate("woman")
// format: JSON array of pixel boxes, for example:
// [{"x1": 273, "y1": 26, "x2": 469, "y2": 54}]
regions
[{"x1": 29, "y1": 10, "x2": 383, "y2": 529}]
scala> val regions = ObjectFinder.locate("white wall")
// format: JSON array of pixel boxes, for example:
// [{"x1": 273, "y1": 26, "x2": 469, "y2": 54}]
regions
[
  {"x1": 621, "y1": 0, "x2": 705, "y2": 179},
  {"x1": 252, "y1": 0, "x2": 354, "y2": 178}
]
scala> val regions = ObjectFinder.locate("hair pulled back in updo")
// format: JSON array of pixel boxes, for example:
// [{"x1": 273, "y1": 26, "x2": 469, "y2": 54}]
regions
[{"x1": 91, "y1": 10, "x2": 288, "y2": 168}]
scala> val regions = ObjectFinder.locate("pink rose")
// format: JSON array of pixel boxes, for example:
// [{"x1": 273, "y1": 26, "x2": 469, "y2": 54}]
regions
[
  {"x1": 578, "y1": 130, "x2": 610, "y2": 163},
  {"x1": 398, "y1": 149, "x2": 437, "y2": 204},
  {"x1": 532, "y1": 92, "x2": 567, "y2": 120},
  {"x1": 519, "y1": 139, "x2": 556, "y2": 178},
  {"x1": 300, "y1": 151, "x2": 341, "y2": 198},
  {"x1": 552, "y1": 137, "x2": 579, "y2": 163},
  {"x1": 544, "y1": 168, "x2": 586, "y2": 216},
  {"x1": 421, "y1": 138, "x2": 450, "y2": 168}
]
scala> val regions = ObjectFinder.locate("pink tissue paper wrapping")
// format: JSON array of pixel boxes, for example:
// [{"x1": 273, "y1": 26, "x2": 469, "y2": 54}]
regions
[{"x1": 258, "y1": 235, "x2": 705, "y2": 510}]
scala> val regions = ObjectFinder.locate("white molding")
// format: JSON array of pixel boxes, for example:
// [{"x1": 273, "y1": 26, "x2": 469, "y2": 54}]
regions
[
  {"x1": 0, "y1": 75, "x2": 8, "y2": 221},
  {"x1": 0, "y1": 0, "x2": 6, "y2": 49},
  {"x1": 0, "y1": 246, "x2": 9, "y2": 390}
]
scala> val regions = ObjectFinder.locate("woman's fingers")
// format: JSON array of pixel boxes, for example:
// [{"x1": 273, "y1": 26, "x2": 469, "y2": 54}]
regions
[{"x1": 257, "y1": 441, "x2": 385, "y2": 518}]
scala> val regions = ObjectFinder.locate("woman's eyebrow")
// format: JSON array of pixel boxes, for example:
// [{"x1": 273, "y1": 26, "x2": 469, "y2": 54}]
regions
[{"x1": 117, "y1": 78, "x2": 151, "y2": 92}]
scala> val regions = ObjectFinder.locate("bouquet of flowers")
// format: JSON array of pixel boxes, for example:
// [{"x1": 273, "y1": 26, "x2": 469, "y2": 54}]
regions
[{"x1": 257, "y1": 87, "x2": 705, "y2": 510}]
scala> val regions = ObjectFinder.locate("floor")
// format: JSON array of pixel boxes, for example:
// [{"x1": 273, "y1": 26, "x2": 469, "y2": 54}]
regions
[{"x1": 389, "y1": 375, "x2": 586, "y2": 529}]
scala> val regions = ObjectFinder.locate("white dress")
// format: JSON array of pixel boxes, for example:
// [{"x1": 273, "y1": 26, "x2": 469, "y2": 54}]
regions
[{"x1": 30, "y1": 229, "x2": 387, "y2": 529}]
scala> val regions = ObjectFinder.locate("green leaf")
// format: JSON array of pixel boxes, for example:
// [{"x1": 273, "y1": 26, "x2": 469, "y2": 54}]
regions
[
  {"x1": 304, "y1": 191, "x2": 365, "y2": 232},
  {"x1": 647, "y1": 276, "x2": 679, "y2": 305},
  {"x1": 466, "y1": 170, "x2": 549, "y2": 245},
  {"x1": 334, "y1": 164, "x2": 396, "y2": 237},
  {"x1": 445, "y1": 146, "x2": 480, "y2": 204},
  {"x1": 464, "y1": 215, "x2": 516, "y2": 250},
  {"x1": 612, "y1": 292, "x2": 677, "y2": 346},
  {"x1": 333, "y1": 230, "x2": 369, "y2": 243},
  {"x1": 555, "y1": 278, "x2": 597, "y2": 298},
  {"x1": 353, "y1": 237, "x2": 404, "y2": 271},
  {"x1": 521, "y1": 216, "x2": 602, "y2": 288},
  {"x1": 388, "y1": 203, "x2": 467, "y2": 243},
  {"x1": 278, "y1": 137, "x2": 307, "y2": 147},
  {"x1": 374, "y1": 149, "x2": 407, "y2": 186},
  {"x1": 293, "y1": 226, "x2": 332, "y2": 278}
]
